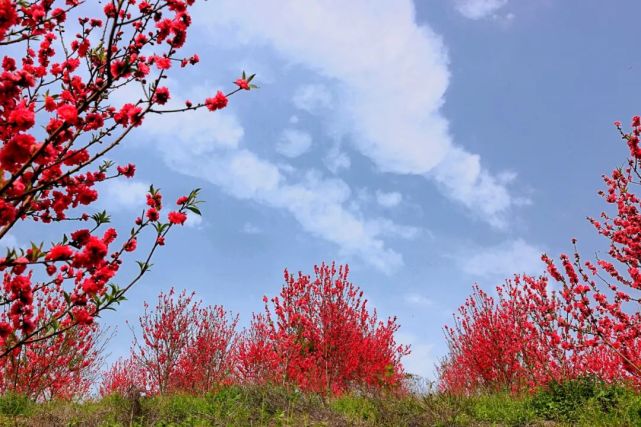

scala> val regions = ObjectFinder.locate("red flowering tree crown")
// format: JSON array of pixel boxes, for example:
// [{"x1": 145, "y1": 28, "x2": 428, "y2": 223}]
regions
[
  {"x1": 101, "y1": 288, "x2": 238, "y2": 396},
  {"x1": 440, "y1": 115, "x2": 641, "y2": 394},
  {"x1": 0, "y1": 0, "x2": 254, "y2": 370},
  {"x1": 237, "y1": 262, "x2": 410, "y2": 396}
]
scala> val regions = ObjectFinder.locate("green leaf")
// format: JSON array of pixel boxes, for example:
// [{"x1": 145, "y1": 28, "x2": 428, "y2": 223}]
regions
[
  {"x1": 136, "y1": 261, "x2": 153, "y2": 273},
  {"x1": 136, "y1": 260, "x2": 148, "y2": 272},
  {"x1": 186, "y1": 206, "x2": 202, "y2": 216},
  {"x1": 99, "y1": 160, "x2": 115, "y2": 173},
  {"x1": 91, "y1": 210, "x2": 111, "y2": 226}
]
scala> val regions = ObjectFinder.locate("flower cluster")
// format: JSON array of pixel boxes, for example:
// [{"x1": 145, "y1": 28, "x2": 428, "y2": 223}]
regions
[
  {"x1": 0, "y1": 285, "x2": 103, "y2": 401},
  {"x1": 440, "y1": 115, "x2": 641, "y2": 394},
  {"x1": 0, "y1": 0, "x2": 251, "y2": 362},
  {"x1": 237, "y1": 262, "x2": 409, "y2": 395},
  {"x1": 101, "y1": 262, "x2": 410, "y2": 398},
  {"x1": 100, "y1": 288, "x2": 239, "y2": 396}
]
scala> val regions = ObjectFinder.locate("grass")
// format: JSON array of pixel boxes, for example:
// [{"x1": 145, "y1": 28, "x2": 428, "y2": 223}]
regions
[{"x1": 1, "y1": 380, "x2": 641, "y2": 426}]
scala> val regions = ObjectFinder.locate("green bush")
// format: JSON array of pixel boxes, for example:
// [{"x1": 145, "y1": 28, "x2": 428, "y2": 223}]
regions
[
  {"x1": 0, "y1": 393, "x2": 32, "y2": 417},
  {"x1": 3, "y1": 383, "x2": 641, "y2": 426},
  {"x1": 469, "y1": 393, "x2": 536, "y2": 426},
  {"x1": 331, "y1": 395, "x2": 379, "y2": 423},
  {"x1": 531, "y1": 376, "x2": 639, "y2": 423}
]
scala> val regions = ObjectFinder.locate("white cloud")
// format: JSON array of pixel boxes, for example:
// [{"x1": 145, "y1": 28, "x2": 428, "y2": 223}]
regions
[
  {"x1": 142, "y1": 100, "x2": 410, "y2": 273},
  {"x1": 324, "y1": 144, "x2": 351, "y2": 173},
  {"x1": 197, "y1": 0, "x2": 518, "y2": 227},
  {"x1": 242, "y1": 222, "x2": 261, "y2": 234},
  {"x1": 100, "y1": 179, "x2": 149, "y2": 212},
  {"x1": 460, "y1": 238, "x2": 543, "y2": 279},
  {"x1": 432, "y1": 147, "x2": 513, "y2": 228},
  {"x1": 404, "y1": 293, "x2": 433, "y2": 307},
  {"x1": 367, "y1": 218, "x2": 420, "y2": 240},
  {"x1": 292, "y1": 84, "x2": 333, "y2": 113},
  {"x1": 406, "y1": 342, "x2": 437, "y2": 380},
  {"x1": 276, "y1": 129, "x2": 313, "y2": 158},
  {"x1": 376, "y1": 190, "x2": 402, "y2": 208},
  {"x1": 185, "y1": 212, "x2": 203, "y2": 228},
  {"x1": 129, "y1": 82, "x2": 245, "y2": 154},
  {"x1": 454, "y1": 0, "x2": 509, "y2": 20},
  {"x1": 396, "y1": 332, "x2": 437, "y2": 380}
]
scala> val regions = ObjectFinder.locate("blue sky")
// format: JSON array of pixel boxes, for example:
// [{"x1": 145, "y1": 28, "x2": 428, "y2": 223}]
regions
[{"x1": 23, "y1": 0, "x2": 641, "y2": 379}]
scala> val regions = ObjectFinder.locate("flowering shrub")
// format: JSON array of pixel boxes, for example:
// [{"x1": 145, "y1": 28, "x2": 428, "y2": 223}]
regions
[
  {"x1": 174, "y1": 303, "x2": 239, "y2": 393},
  {"x1": 237, "y1": 262, "x2": 409, "y2": 396},
  {"x1": 440, "y1": 283, "x2": 546, "y2": 394},
  {"x1": 0, "y1": 0, "x2": 252, "y2": 379},
  {"x1": 99, "y1": 356, "x2": 148, "y2": 398},
  {"x1": 0, "y1": 295, "x2": 104, "y2": 401},
  {"x1": 440, "y1": 115, "x2": 641, "y2": 394},
  {"x1": 100, "y1": 288, "x2": 238, "y2": 396},
  {"x1": 534, "y1": 117, "x2": 641, "y2": 384}
]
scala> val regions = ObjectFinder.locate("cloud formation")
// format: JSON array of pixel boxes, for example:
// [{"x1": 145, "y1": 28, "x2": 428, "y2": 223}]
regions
[
  {"x1": 100, "y1": 179, "x2": 149, "y2": 212},
  {"x1": 197, "y1": 0, "x2": 518, "y2": 227},
  {"x1": 454, "y1": 0, "x2": 509, "y2": 20},
  {"x1": 130, "y1": 0, "x2": 528, "y2": 272},
  {"x1": 293, "y1": 84, "x2": 333, "y2": 113},
  {"x1": 460, "y1": 238, "x2": 543, "y2": 279},
  {"x1": 404, "y1": 293, "x2": 433, "y2": 307},
  {"x1": 376, "y1": 191, "x2": 403, "y2": 208},
  {"x1": 396, "y1": 332, "x2": 437, "y2": 379},
  {"x1": 141, "y1": 103, "x2": 412, "y2": 273},
  {"x1": 276, "y1": 129, "x2": 313, "y2": 158},
  {"x1": 242, "y1": 222, "x2": 261, "y2": 234}
]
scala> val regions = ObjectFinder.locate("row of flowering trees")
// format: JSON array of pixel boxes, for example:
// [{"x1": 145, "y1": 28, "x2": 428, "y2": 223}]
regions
[
  {"x1": 101, "y1": 262, "x2": 410, "y2": 397},
  {"x1": 0, "y1": 0, "x2": 254, "y2": 401},
  {"x1": 0, "y1": 0, "x2": 407, "y2": 402},
  {"x1": 440, "y1": 116, "x2": 641, "y2": 394}
]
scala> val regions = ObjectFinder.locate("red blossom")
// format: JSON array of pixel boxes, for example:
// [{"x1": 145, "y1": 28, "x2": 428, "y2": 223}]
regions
[
  {"x1": 146, "y1": 207, "x2": 159, "y2": 222},
  {"x1": 153, "y1": 86, "x2": 170, "y2": 105},
  {"x1": 114, "y1": 103, "x2": 143, "y2": 127},
  {"x1": 73, "y1": 237, "x2": 108, "y2": 268},
  {"x1": 0, "y1": 199, "x2": 16, "y2": 226},
  {"x1": 71, "y1": 229, "x2": 91, "y2": 246},
  {"x1": 0, "y1": 0, "x2": 17, "y2": 40},
  {"x1": 124, "y1": 238, "x2": 137, "y2": 252},
  {"x1": 0, "y1": 322, "x2": 11, "y2": 339},
  {"x1": 8, "y1": 102, "x2": 34, "y2": 130},
  {"x1": 0, "y1": 134, "x2": 36, "y2": 172},
  {"x1": 168, "y1": 211, "x2": 187, "y2": 225},
  {"x1": 73, "y1": 307, "x2": 93, "y2": 325},
  {"x1": 103, "y1": 3, "x2": 117, "y2": 18},
  {"x1": 234, "y1": 78, "x2": 250, "y2": 90},
  {"x1": 57, "y1": 104, "x2": 78, "y2": 124},
  {"x1": 45, "y1": 244, "x2": 73, "y2": 261},
  {"x1": 117, "y1": 163, "x2": 136, "y2": 177},
  {"x1": 205, "y1": 91, "x2": 228, "y2": 111},
  {"x1": 109, "y1": 60, "x2": 129, "y2": 79},
  {"x1": 151, "y1": 55, "x2": 172, "y2": 70}
]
